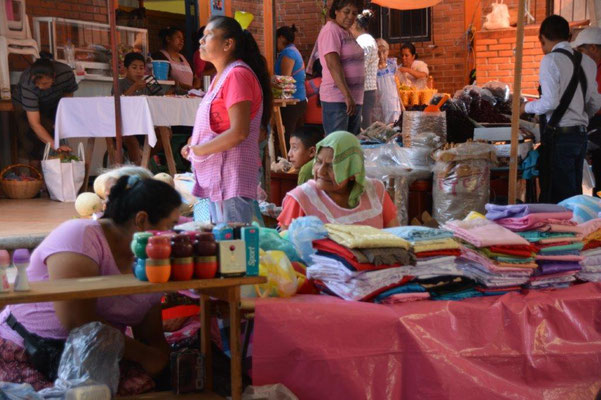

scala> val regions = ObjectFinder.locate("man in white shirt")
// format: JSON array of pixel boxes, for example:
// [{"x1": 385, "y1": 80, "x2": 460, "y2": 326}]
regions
[{"x1": 522, "y1": 15, "x2": 601, "y2": 203}]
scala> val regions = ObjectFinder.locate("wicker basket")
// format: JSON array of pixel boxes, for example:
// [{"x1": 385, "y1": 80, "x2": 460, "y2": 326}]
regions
[{"x1": 0, "y1": 164, "x2": 43, "y2": 199}]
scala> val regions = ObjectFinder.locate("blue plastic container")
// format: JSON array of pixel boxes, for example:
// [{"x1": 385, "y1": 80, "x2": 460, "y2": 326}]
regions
[
  {"x1": 152, "y1": 60, "x2": 170, "y2": 81},
  {"x1": 134, "y1": 258, "x2": 148, "y2": 281}
]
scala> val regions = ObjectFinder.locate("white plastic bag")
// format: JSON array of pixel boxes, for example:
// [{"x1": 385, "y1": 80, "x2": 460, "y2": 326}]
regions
[
  {"x1": 583, "y1": 160, "x2": 596, "y2": 195},
  {"x1": 42, "y1": 143, "x2": 85, "y2": 202},
  {"x1": 483, "y1": 0, "x2": 510, "y2": 30}
]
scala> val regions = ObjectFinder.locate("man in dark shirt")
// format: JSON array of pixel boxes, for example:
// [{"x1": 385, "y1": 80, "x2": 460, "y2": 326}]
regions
[{"x1": 12, "y1": 56, "x2": 78, "y2": 160}]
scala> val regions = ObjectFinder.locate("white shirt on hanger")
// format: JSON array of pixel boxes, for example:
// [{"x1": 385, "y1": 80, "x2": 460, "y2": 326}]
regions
[{"x1": 525, "y1": 41, "x2": 601, "y2": 127}]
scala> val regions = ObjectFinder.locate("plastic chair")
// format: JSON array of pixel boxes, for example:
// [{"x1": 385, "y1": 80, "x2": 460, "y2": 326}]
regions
[{"x1": 0, "y1": 0, "x2": 40, "y2": 100}]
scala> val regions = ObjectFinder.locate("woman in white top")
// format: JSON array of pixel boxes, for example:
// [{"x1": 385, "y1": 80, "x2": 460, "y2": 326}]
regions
[
  {"x1": 350, "y1": 10, "x2": 378, "y2": 130},
  {"x1": 397, "y1": 42, "x2": 429, "y2": 89}
]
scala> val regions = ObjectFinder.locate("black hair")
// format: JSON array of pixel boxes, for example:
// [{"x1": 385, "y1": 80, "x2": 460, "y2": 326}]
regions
[
  {"x1": 328, "y1": 0, "x2": 363, "y2": 20},
  {"x1": 276, "y1": 25, "x2": 297, "y2": 45},
  {"x1": 159, "y1": 26, "x2": 184, "y2": 49},
  {"x1": 124, "y1": 52, "x2": 145, "y2": 68},
  {"x1": 39, "y1": 51, "x2": 54, "y2": 60},
  {"x1": 355, "y1": 9, "x2": 374, "y2": 30},
  {"x1": 312, "y1": 58, "x2": 323, "y2": 78},
  {"x1": 103, "y1": 176, "x2": 182, "y2": 226},
  {"x1": 291, "y1": 125, "x2": 324, "y2": 149},
  {"x1": 540, "y1": 15, "x2": 570, "y2": 42},
  {"x1": 209, "y1": 16, "x2": 273, "y2": 126},
  {"x1": 30, "y1": 58, "x2": 55, "y2": 84},
  {"x1": 401, "y1": 42, "x2": 418, "y2": 58}
]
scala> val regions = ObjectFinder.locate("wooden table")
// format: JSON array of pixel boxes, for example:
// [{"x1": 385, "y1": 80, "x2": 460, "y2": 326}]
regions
[
  {"x1": 272, "y1": 98, "x2": 299, "y2": 157},
  {"x1": 0, "y1": 198, "x2": 77, "y2": 250},
  {"x1": 0, "y1": 274, "x2": 265, "y2": 400},
  {"x1": 0, "y1": 100, "x2": 15, "y2": 170}
]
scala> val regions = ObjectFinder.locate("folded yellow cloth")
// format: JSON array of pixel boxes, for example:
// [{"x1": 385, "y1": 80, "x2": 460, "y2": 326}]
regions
[
  {"x1": 413, "y1": 238, "x2": 460, "y2": 253},
  {"x1": 325, "y1": 224, "x2": 411, "y2": 249}
]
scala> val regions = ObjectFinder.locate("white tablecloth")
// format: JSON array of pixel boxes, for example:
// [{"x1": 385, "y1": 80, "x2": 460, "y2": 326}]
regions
[{"x1": 54, "y1": 96, "x2": 202, "y2": 148}]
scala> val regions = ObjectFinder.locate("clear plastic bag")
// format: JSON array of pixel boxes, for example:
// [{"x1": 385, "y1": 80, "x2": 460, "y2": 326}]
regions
[
  {"x1": 242, "y1": 384, "x2": 299, "y2": 400},
  {"x1": 483, "y1": 0, "x2": 510, "y2": 30},
  {"x1": 402, "y1": 111, "x2": 447, "y2": 143},
  {"x1": 38, "y1": 322, "x2": 123, "y2": 398},
  {"x1": 258, "y1": 227, "x2": 301, "y2": 263},
  {"x1": 255, "y1": 250, "x2": 299, "y2": 298},
  {"x1": 0, "y1": 382, "x2": 43, "y2": 400},
  {"x1": 432, "y1": 143, "x2": 497, "y2": 223},
  {"x1": 288, "y1": 217, "x2": 328, "y2": 265},
  {"x1": 483, "y1": 81, "x2": 511, "y2": 103}
]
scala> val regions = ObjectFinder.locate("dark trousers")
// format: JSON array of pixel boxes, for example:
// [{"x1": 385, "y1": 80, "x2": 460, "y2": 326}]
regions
[
  {"x1": 539, "y1": 128, "x2": 587, "y2": 203},
  {"x1": 280, "y1": 100, "x2": 307, "y2": 147}
]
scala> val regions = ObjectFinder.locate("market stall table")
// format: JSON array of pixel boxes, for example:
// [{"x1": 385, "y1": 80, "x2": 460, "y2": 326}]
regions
[
  {"x1": 54, "y1": 96, "x2": 202, "y2": 184},
  {"x1": 253, "y1": 286, "x2": 601, "y2": 399},
  {"x1": 0, "y1": 198, "x2": 77, "y2": 250},
  {"x1": 0, "y1": 274, "x2": 265, "y2": 400}
]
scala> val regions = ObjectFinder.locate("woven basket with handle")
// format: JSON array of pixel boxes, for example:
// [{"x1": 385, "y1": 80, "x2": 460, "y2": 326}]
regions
[{"x1": 0, "y1": 164, "x2": 43, "y2": 199}]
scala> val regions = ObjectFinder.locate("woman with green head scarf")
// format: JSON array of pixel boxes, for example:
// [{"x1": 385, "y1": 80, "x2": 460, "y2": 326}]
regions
[{"x1": 278, "y1": 131, "x2": 399, "y2": 229}]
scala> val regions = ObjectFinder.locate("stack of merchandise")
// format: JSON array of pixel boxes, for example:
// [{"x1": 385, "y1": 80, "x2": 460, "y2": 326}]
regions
[
  {"x1": 575, "y1": 219, "x2": 601, "y2": 282},
  {"x1": 271, "y1": 75, "x2": 296, "y2": 99},
  {"x1": 444, "y1": 217, "x2": 537, "y2": 293},
  {"x1": 486, "y1": 203, "x2": 582, "y2": 289},
  {"x1": 385, "y1": 226, "x2": 479, "y2": 301},
  {"x1": 307, "y1": 224, "x2": 415, "y2": 301}
]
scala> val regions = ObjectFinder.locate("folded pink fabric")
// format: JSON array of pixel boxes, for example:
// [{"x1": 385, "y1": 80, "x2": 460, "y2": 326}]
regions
[
  {"x1": 579, "y1": 219, "x2": 601, "y2": 238},
  {"x1": 495, "y1": 212, "x2": 574, "y2": 232},
  {"x1": 380, "y1": 292, "x2": 431, "y2": 304},
  {"x1": 537, "y1": 236, "x2": 582, "y2": 245},
  {"x1": 544, "y1": 224, "x2": 584, "y2": 234},
  {"x1": 444, "y1": 219, "x2": 530, "y2": 247},
  {"x1": 460, "y1": 247, "x2": 534, "y2": 274}
]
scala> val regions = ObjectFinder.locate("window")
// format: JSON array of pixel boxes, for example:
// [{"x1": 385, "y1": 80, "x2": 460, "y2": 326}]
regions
[
  {"x1": 552, "y1": 0, "x2": 590, "y2": 22},
  {"x1": 368, "y1": 6, "x2": 431, "y2": 43}
]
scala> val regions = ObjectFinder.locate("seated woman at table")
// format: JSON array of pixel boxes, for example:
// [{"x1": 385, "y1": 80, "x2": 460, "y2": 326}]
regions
[
  {"x1": 12, "y1": 54, "x2": 76, "y2": 163},
  {"x1": 182, "y1": 16, "x2": 272, "y2": 224},
  {"x1": 152, "y1": 27, "x2": 199, "y2": 94},
  {"x1": 278, "y1": 130, "x2": 399, "y2": 230},
  {"x1": 113, "y1": 52, "x2": 166, "y2": 164},
  {"x1": 0, "y1": 175, "x2": 181, "y2": 394},
  {"x1": 396, "y1": 42, "x2": 429, "y2": 89}
]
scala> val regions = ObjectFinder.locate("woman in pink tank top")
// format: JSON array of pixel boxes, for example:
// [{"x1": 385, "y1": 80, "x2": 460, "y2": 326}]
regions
[
  {"x1": 0, "y1": 176, "x2": 182, "y2": 393},
  {"x1": 181, "y1": 16, "x2": 272, "y2": 223},
  {"x1": 278, "y1": 131, "x2": 399, "y2": 229}
]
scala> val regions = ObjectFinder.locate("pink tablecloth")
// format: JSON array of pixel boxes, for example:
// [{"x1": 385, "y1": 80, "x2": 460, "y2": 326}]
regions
[{"x1": 253, "y1": 284, "x2": 601, "y2": 400}]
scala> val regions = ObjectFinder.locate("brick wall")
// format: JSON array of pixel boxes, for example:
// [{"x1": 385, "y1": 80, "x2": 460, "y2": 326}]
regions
[
  {"x1": 276, "y1": 0, "x2": 325, "y2": 60},
  {"x1": 230, "y1": 0, "x2": 265, "y2": 53},
  {"x1": 390, "y1": 0, "x2": 469, "y2": 95},
  {"x1": 26, "y1": 0, "x2": 108, "y2": 23},
  {"x1": 474, "y1": 25, "x2": 544, "y2": 95}
]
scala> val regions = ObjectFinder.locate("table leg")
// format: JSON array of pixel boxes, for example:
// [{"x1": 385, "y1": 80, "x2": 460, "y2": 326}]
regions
[
  {"x1": 82, "y1": 138, "x2": 95, "y2": 193},
  {"x1": 272, "y1": 106, "x2": 287, "y2": 156},
  {"x1": 200, "y1": 293, "x2": 213, "y2": 392},
  {"x1": 105, "y1": 138, "x2": 116, "y2": 166},
  {"x1": 141, "y1": 135, "x2": 151, "y2": 170},
  {"x1": 158, "y1": 127, "x2": 176, "y2": 176},
  {"x1": 227, "y1": 286, "x2": 242, "y2": 400}
]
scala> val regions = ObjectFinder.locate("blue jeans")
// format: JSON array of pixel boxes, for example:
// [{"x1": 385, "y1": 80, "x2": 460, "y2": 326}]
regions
[
  {"x1": 209, "y1": 197, "x2": 255, "y2": 224},
  {"x1": 321, "y1": 101, "x2": 362, "y2": 135}
]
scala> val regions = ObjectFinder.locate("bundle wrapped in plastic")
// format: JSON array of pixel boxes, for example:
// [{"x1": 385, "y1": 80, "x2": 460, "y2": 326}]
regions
[
  {"x1": 361, "y1": 121, "x2": 400, "y2": 143},
  {"x1": 288, "y1": 216, "x2": 328, "y2": 265},
  {"x1": 402, "y1": 111, "x2": 447, "y2": 144},
  {"x1": 364, "y1": 143, "x2": 432, "y2": 225},
  {"x1": 255, "y1": 250, "x2": 298, "y2": 298},
  {"x1": 432, "y1": 142, "x2": 497, "y2": 223},
  {"x1": 272, "y1": 75, "x2": 297, "y2": 99}
]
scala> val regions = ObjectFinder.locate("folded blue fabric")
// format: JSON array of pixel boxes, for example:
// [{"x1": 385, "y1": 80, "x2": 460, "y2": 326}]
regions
[
  {"x1": 385, "y1": 226, "x2": 454, "y2": 242},
  {"x1": 485, "y1": 203, "x2": 568, "y2": 220},
  {"x1": 559, "y1": 195, "x2": 601, "y2": 223},
  {"x1": 373, "y1": 283, "x2": 426, "y2": 303}
]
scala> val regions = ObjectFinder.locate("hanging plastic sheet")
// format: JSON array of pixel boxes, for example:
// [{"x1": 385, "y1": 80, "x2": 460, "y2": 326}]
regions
[{"x1": 253, "y1": 283, "x2": 601, "y2": 400}]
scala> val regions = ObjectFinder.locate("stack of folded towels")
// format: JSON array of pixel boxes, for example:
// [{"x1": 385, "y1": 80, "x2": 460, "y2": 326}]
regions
[
  {"x1": 308, "y1": 224, "x2": 415, "y2": 301},
  {"x1": 443, "y1": 217, "x2": 536, "y2": 292},
  {"x1": 486, "y1": 203, "x2": 582, "y2": 289},
  {"x1": 576, "y1": 218, "x2": 601, "y2": 282}
]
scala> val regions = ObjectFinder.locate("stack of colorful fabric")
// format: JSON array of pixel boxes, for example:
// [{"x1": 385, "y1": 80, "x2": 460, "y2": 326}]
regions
[
  {"x1": 443, "y1": 218, "x2": 536, "y2": 292},
  {"x1": 576, "y1": 219, "x2": 601, "y2": 282},
  {"x1": 486, "y1": 203, "x2": 582, "y2": 289},
  {"x1": 386, "y1": 226, "x2": 463, "y2": 279},
  {"x1": 307, "y1": 224, "x2": 415, "y2": 301}
]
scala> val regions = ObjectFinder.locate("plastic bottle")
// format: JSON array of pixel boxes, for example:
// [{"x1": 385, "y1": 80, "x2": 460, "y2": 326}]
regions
[
  {"x1": 0, "y1": 250, "x2": 10, "y2": 292},
  {"x1": 13, "y1": 249, "x2": 30, "y2": 292},
  {"x1": 64, "y1": 40, "x2": 75, "y2": 68}
]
